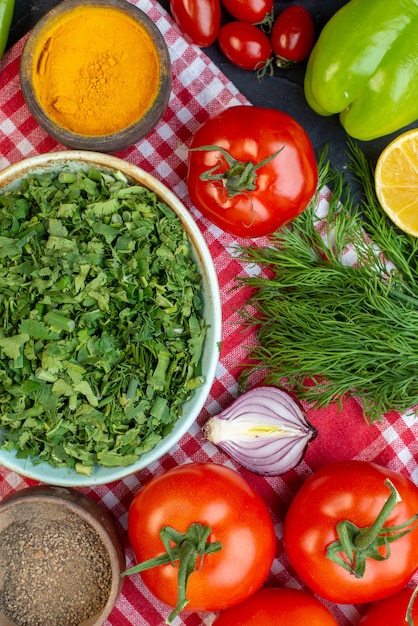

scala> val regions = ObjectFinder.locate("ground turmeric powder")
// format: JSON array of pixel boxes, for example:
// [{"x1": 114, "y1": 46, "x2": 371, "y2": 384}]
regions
[{"x1": 32, "y1": 6, "x2": 161, "y2": 136}]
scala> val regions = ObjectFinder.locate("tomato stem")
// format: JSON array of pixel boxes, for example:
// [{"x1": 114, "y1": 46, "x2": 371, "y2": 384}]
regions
[
  {"x1": 255, "y1": 8, "x2": 274, "y2": 33},
  {"x1": 326, "y1": 479, "x2": 418, "y2": 578},
  {"x1": 407, "y1": 586, "x2": 418, "y2": 626},
  {"x1": 121, "y1": 522, "x2": 222, "y2": 624},
  {"x1": 256, "y1": 58, "x2": 275, "y2": 80},
  {"x1": 274, "y1": 54, "x2": 298, "y2": 70},
  {"x1": 191, "y1": 144, "x2": 284, "y2": 198}
]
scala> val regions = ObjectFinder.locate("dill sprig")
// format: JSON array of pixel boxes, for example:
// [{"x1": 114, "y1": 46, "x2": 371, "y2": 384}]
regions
[{"x1": 238, "y1": 143, "x2": 418, "y2": 423}]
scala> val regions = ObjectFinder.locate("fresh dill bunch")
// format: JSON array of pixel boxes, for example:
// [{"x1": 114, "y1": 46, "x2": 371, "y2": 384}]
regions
[{"x1": 238, "y1": 144, "x2": 418, "y2": 423}]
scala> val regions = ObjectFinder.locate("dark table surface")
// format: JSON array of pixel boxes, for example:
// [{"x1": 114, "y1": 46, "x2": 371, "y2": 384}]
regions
[{"x1": 6, "y1": 0, "x2": 418, "y2": 172}]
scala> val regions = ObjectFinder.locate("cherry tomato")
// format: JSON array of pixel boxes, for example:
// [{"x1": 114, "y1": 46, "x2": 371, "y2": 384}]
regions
[
  {"x1": 213, "y1": 587, "x2": 339, "y2": 625},
  {"x1": 271, "y1": 6, "x2": 314, "y2": 67},
  {"x1": 218, "y1": 22, "x2": 272, "y2": 72},
  {"x1": 359, "y1": 588, "x2": 418, "y2": 625},
  {"x1": 169, "y1": 0, "x2": 221, "y2": 47},
  {"x1": 283, "y1": 460, "x2": 418, "y2": 605},
  {"x1": 127, "y1": 463, "x2": 276, "y2": 617},
  {"x1": 221, "y1": 0, "x2": 274, "y2": 27},
  {"x1": 187, "y1": 105, "x2": 318, "y2": 238}
]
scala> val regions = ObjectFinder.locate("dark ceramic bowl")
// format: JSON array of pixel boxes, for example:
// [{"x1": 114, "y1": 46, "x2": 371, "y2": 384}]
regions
[
  {"x1": 19, "y1": 0, "x2": 172, "y2": 152},
  {"x1": 0, "y1": 485, "x2": 126, "y2": 626}
]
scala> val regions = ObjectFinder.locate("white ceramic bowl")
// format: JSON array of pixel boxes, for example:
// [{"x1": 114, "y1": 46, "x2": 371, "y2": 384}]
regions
[{"x1": 0, "y1": 152, "x2": 222, "y2": 486}]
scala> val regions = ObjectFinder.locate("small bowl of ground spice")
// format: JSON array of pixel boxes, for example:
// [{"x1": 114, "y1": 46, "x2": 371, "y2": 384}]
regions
[
  {"x1": 19, "y1": 0, "x2": 172, "y2": 152},
  {"x1": 0, "y1": 485, "x2": 126, "y2": 626}
]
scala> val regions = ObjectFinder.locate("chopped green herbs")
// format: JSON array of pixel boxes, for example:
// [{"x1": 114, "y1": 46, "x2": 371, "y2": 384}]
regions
[
  {"x1": 0, "y1": 167, "x2": 207, "y2": 474},
  {"x1": 239, "y1": 145, "x2": 418, "y2": 423}
]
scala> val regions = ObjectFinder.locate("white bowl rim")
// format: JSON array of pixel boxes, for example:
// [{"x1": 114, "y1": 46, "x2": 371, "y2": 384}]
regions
[{"x1": 0, "y1": 151, "x2": 222, "y2": 486}]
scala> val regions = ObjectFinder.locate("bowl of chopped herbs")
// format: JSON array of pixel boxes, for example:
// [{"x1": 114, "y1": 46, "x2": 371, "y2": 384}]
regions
[{"x1": 0, "y1": 151, "x2": 221, "y2": 486}]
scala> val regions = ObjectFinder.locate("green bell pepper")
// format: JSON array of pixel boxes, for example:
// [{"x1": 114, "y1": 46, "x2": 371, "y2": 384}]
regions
[
  {"x1": 0, "y1": 0, "x2": 14, "y2": 60},
  {"x1": 304, "y1": 0, "x2": 418, "y2": 141}
]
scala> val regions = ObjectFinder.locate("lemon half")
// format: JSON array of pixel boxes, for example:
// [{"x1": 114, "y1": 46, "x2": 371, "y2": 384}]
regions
[{"x1": 374, "y1": 128, "x2": 418, "y2": 237}]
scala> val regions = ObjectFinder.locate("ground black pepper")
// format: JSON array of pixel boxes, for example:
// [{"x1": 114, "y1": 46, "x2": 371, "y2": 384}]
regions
[{"x1": 0, "y1": 504, "x2": 112, "y2": 626}]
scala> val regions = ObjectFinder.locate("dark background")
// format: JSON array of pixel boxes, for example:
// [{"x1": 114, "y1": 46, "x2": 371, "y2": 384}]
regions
[{"x1": 6, "y1": 0, "x2": 418, "y2": 171}]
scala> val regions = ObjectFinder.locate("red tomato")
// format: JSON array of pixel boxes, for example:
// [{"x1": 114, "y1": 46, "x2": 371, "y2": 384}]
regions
[
  {"x1": 218, "y1": 22, "x2": 272, "y2": 71},
  {"x1": 127, "y1": 463, "x2": 276, "y2": 616},
  {"x1": 283, "y1": 460, "x2": 418, "y2": 605},
  {"x1": 187, "y1": 105, "x2": 318, "y2": 238},
  {"x1": 271, "y1": 6, "x2": 314, "y2": 67},
  {"x1": 221, "y1": 0, "x2": 274, "y2": 26},
  {"x1": 169, "y1": 0, "x2": 221, "y2": 47},
  {"x1": 359, "y1": 588, "x2": 418, "y2": 625},
  {"x1": 213, "y1": 587, "x2": 339, "y2": 625}
]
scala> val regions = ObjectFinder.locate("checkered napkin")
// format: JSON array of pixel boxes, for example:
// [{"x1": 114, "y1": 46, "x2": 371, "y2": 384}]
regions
[{"x1": 1, "y1": 1, "x2": 418, "y2": 624}]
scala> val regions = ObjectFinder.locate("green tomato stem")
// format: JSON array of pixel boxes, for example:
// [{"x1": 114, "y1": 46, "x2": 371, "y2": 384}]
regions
[
  {"x1": 121, "y1": 522, "x2": 222, "y2": 624},
  {"x1": 190, "y1": 144, "x2": 284, "y2": 198},
  {"x1": 352, "y1": 479, "x2": 400, "y2": 550},
  {"x1": 274, "y1": 54, "x2": 298, "y2": 69},
  {"x1": 255, "y1": 8, "x2": 274, "y2": 33},
  {"x1": 326, "y1": 479, "x2": 418, "y2": 578},
  {"x1": 407, "y1": 586, "x2": 418, "y2": 626}
]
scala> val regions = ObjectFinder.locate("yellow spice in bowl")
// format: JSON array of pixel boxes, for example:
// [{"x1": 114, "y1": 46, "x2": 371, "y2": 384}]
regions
[{"x1": 32, "y1": 6, "x2": 160, "y2": 136}]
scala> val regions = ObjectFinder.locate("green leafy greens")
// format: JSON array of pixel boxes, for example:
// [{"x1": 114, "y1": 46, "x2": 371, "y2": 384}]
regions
[
  {"x1": 0, "y1": 167, "x2": 207, "y2": 474},
  {"x1": 239, "y1": 143, "x2": 418, "y2": 423}
]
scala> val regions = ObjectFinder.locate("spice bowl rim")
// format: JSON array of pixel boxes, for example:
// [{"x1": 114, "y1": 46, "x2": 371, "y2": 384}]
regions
[
  {"x1": 19, "y1": 0, "x2": 172, "y2": 152},
  {"x1": 0, "y1": 484, "x2": 126, "y2": 626},
  {"x1": 0, "y1": 150, "x2": 222, "y2": 487}
]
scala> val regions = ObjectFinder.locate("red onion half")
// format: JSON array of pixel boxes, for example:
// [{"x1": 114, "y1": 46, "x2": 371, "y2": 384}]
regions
[{"x1": 203, "y1": 386, "x2": 317, "y2": 476}]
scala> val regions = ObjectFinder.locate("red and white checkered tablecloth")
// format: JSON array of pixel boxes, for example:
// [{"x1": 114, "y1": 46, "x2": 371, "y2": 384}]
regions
[{"x1": 1, "y1": 1, "x2": 418, "y2": 624}]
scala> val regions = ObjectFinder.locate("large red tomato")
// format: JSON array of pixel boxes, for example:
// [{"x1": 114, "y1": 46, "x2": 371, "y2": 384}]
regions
[
  {"x1": 169, "y1": 0, "x2": 221, "y2": 47},
  {"x1": 213, "y1": 587, "x2": 339, "y2": 625},
  {"x1": 187, "y1": 106, "x2": 318, "y2": 238},
  {"x1": 358, "y1": 587, "x2": 418, "y2": 625},
  {"x1": 283, "y1": 460, "x2": 418, "y2": 604},
  {"x1": 127, "y1": 463, "x2": 276, "y2": 620}
]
